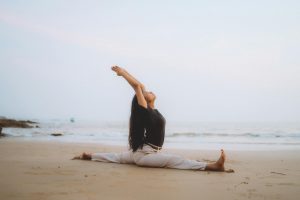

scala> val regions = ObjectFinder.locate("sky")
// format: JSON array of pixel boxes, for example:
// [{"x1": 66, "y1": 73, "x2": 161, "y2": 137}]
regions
[{"x1": 0, "y1": 0, "x2": 299, "y2": 122}]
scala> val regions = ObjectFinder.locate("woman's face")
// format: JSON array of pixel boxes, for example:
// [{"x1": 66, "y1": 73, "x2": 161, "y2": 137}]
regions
[{"x1": 143, "y1": 90, "x2": 156, "y2": 102}]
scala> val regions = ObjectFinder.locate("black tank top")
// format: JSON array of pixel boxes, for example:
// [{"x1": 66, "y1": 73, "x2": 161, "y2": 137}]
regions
[{"x1": 137, "y1": 104, "x2": 166, "y2": 147}]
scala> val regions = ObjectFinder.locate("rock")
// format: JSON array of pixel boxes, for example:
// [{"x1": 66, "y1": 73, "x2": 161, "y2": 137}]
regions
[
  {"x1": 0, "y1": 118, "x2": 37, "y2": 128},
  {"x1": 0, "y1": 127, "x2": 6, "y2": 137},
  {"x1": 51, "y1": 133, "x2": 64, "y2": 136}
]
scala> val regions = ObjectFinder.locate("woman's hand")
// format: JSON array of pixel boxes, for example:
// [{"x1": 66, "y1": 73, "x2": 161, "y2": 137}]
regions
[
  {"x1": 111, "y1": 65, "x2": 147, "y2": 108},
  {"x1": 111, "y1": 65, "x2": 126, "y2": 76}
]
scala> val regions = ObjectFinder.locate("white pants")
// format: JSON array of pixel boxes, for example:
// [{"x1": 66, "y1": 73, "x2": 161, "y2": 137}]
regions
[{"x1": 91, "y1": 144, "x2": 207, "y2": 170}]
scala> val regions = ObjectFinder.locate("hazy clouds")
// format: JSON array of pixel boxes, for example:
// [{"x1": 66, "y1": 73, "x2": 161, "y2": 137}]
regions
[{"x1": 1, "y1": 1, "x2": 299, "y2": 122}]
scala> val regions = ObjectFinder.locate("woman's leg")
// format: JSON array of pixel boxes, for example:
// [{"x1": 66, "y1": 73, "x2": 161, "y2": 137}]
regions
[
  {"x1": 134, "y1": 151, "x2": 207, "y2": 170},
  {"x1": 91, "y1": 151, "x2": 134, "y2": 164},
  {"x1": 73, "y1": 151, "x2": 134, "y2": 164},
  {"x1": 133, "y1": 146, "x2": 225, "y2": 171}
]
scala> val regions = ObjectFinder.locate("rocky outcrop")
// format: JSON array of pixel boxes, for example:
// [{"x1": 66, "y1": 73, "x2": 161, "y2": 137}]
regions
[
  {"x1": 51, "y1": 133, "x2": 64, "y2": 136},
  {"x1": 0, "y1": 118, "x2": 37, "y2": 128},
  {"x1": 0, "y1": 127, "x2": 6, "y2": 137}
]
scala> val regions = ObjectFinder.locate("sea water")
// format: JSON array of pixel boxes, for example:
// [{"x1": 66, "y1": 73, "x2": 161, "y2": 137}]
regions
[{"x1": 3, "y1": 120, "x2": 300, "y2": 151}]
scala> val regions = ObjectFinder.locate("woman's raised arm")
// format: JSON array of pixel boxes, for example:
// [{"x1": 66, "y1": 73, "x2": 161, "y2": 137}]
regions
[{"x1": 111, "y1": 66, "x2": 147, "y2": 108}]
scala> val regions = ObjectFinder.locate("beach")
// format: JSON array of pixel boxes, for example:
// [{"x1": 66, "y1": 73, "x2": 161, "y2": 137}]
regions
[
  {"x1": 2, "y1": 0, "x2": 300, "y2": 199},
  {"x1": 0, "y1": 138, "x2": 299, "y2": 200}
]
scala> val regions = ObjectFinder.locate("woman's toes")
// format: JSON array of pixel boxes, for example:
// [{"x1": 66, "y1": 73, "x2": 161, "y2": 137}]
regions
[{"x1": 72, "y1": 155, "x2": 81, "y2": 160}]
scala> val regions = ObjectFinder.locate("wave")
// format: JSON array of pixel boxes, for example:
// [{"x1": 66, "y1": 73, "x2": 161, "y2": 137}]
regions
[{"x1": 167, "y1": 132, "x2": 300, "y2": 138}]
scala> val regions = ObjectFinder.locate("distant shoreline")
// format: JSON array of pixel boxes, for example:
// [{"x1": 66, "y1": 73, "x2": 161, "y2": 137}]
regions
[{"x1": 2, "y1": 119, "x2": 300, "y2": 151}]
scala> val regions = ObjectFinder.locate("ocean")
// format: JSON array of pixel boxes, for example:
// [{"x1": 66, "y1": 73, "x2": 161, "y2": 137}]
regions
[{"x1": 3, "y1": 120, "x2": 300, "y2": 151}]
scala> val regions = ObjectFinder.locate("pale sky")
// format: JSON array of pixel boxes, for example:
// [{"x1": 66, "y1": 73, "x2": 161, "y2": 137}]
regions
[{"x1": 0, "y1": 0, "x2": 299, "y2": 122}]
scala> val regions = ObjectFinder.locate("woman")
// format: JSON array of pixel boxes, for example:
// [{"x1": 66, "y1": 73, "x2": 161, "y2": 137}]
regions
[{"x1": 73, "y1": 66, "x2": 227, "y2": 171}]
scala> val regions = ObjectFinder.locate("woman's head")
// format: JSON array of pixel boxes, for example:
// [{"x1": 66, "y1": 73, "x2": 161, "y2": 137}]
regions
[{"x1": 129, "y1": 95, "x2": 146, "y2": 151}]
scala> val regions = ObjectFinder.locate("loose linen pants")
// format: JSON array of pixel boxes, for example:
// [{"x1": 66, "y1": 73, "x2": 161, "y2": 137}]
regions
[{"x1": 91, "y1": 144, "x2": 207, "y2": 170}]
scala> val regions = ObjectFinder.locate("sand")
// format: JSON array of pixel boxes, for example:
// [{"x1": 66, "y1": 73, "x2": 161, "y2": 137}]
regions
[{"x1": 0, "y1": 138, "x2": 299, "y2": 200}]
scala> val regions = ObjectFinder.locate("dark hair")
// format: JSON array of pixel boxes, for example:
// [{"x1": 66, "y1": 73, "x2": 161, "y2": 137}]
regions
[{"x1": 129, "y1": 95, "x2": 146, "y2": 152}]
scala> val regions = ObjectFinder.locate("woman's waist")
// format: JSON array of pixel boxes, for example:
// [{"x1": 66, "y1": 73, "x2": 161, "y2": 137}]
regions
[
  {"x1": 144, "y1": 142, "x2": 162, "y2": 151},
  {"x1": 144, "y1": 134, "x2": 164, "y2": 147}
]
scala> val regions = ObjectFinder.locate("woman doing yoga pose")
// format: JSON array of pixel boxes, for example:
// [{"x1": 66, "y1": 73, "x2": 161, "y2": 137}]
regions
[{"x1": 73, "y1": 66, "x2": 227, "y2": 171}]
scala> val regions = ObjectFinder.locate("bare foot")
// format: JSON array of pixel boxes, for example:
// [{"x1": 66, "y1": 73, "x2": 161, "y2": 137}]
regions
[
  {"x1": 216, "y1": 149, "x2": 226, "y2": 170},
  {"x1": 72, "y1": 152, "x2": 92, "y2": 160},
  {"x1": 72, "y1": 155, "x2": 81, "y2": 160},
  {"x1": 205, "y1": 149, "x2": 225, "y2": 171}
]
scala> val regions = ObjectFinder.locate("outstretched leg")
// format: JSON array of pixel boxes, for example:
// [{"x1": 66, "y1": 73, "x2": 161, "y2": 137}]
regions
[
  {"x1": 134, "y1": 152, "x2": 207, "y2": 170},
  {"x1": 204, "y1": 149, "x2": 226, "y2": 171},
  {"x1": 133, "y1": 146, "x2": 226, "y2": 171},
  {"x1": 133, "y1": 145, "x2": 207, "y2": 170},
  {"x1": 72, "y1": 151, "x2": 134, "y2": 164}
]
